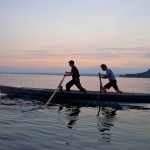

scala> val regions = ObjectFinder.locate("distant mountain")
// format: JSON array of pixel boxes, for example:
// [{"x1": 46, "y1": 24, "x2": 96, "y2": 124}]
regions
[{"x1": 120, "y1": 69, "x2": 150, "y2": 78}]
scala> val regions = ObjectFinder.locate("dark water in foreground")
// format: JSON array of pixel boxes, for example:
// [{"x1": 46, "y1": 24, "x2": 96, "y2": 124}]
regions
[{"x1": 0, "y1": 74, "x2": 150, "y2": 150}]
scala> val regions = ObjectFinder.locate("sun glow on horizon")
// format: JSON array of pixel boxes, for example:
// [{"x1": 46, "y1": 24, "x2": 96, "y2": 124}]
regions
[{"x1": 0, "y1": 0, "x2": 150, "y2": 74}]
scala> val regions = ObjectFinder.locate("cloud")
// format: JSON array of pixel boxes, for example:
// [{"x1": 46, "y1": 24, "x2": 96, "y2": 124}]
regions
[
  {"x1": 26, "y1": 51, "x2": 115, "y2": 58},
  {"x1": 26, "y1": 50, "x2": 70, "y2": 58},
  {"x1": 47, "y1": 46, "x2": 65, "y2": 49},
  {"x1": 24, "y1": 50, "x2": 139, "y2": 59},
  {"x1": 27, "y1": 50, "x2": 54, "y2": 57},
  {"x1": 144, "y1": 53, "x2": 150, "y2": 57},
  {"x1": 24, "y1": 46, "x2": 150, "y2": 60},
  {"x1": 96, "y1": 47, "x2": 150, "y2": 58},
  {"x1": 98, "y1": 47, "x2": 150, "y2": 51},
  {"x1": 0, "y1": 56, "x2": 14, "y2": 58},
  {"x1": 0, "y1": 54, "x2": 22, "y2": 58}
]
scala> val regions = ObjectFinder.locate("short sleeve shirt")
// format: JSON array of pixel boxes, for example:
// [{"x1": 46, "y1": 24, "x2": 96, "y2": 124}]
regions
[{"x1": 106, "y1": 68, "x2": 116, "y2": 81}]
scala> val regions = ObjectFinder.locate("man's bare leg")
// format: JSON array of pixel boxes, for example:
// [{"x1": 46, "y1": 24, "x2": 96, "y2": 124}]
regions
[{"x1": 102, "y1": 87, "x2": 107, "y2": 93}]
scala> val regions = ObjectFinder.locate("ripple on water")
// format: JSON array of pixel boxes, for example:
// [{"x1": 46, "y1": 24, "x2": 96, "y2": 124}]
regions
[{"x1": 0, "y1": 96, "x2": 150, "y2": 150}]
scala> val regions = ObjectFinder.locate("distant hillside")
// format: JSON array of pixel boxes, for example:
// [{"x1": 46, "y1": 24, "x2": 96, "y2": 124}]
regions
[{"x1": 120, "y1": 69, "x2": 150, "y2": 78}]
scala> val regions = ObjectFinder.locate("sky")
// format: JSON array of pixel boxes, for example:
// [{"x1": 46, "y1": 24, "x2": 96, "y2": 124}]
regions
[{"x1": 0, "y1": 0, "x2": 150, "y2": 74}]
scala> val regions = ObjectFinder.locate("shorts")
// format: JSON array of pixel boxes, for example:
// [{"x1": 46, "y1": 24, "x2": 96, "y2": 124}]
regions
[{"x1": 104, "y1": 80, "x2": 119, "y2": 91}]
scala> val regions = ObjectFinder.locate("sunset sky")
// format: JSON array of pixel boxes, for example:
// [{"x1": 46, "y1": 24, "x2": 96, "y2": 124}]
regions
[{"x1": 0, "y1": 0, "x2": 150, "y2": 74}]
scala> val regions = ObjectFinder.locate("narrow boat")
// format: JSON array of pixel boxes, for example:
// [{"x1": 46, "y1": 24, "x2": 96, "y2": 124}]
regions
[{"x1": 0, "y1": 84, "x2": 150, "y2": 103}]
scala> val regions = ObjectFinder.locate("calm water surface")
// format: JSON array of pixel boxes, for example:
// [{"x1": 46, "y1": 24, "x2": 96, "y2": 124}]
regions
[{"x1": 0, "y1": 74, "x2": 150, "y2": 150}]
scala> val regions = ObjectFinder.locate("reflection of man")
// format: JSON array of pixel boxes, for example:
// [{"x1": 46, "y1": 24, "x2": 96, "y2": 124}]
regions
[
  {"x1": 97, "y1": 106, "x2": 117, "y2": 142},
  {"x1": 65, "y1": 60, "x2": 86, "y2": 92},
  {"x1": 97, "y1": 107, "x2": 117, "y2": 118},
  {"x1": 67, "y1": 106, "x2": 80, "y2": 129},
  {"x1": 58, "y1": 104, "x2": 80, "y2": 129}
]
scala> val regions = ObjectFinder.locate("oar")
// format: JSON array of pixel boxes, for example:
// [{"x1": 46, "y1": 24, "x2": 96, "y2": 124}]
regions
[
  {"x1": 98, "y1": 73, "x2": 103, "y2": 92},
  {"x1": 44, "y1": 75, "x2": 66, "y2": 108}
]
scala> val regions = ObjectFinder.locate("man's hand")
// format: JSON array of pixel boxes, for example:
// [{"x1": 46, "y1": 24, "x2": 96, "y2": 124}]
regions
[
  {"x1": 65, "y1": 72, "x2": 71, "y2": 76},
  {"x1": 99, "y1": 73, "x2": 107, "y2": 79}
]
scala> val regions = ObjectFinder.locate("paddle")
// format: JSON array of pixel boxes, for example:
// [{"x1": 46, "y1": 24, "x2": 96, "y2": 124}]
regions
[
  {"x1": 98, "y1": 73, "x2": 103, "y2": 92},
  {"x1": 44, "y1": 75, "x2": 66, "y2": 108}
]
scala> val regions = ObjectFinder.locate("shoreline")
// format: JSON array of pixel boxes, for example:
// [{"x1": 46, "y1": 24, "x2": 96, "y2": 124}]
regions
[{"x1": 0, "y1": 72, "x2": 121, "y2": 77}]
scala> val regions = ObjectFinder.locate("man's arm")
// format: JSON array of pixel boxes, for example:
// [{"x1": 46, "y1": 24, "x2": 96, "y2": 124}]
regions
[
  {"x1": 65, "y1": 72, "x2": 73, "y2": 76},
  {"x1": 100, "y1": 73, "x2": 110, "y2": 79}
]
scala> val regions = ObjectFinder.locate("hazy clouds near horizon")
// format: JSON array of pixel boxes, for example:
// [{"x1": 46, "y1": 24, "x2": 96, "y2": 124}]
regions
[{"x1": 0, "y1": 0, "x2": 150, "y2": 74}]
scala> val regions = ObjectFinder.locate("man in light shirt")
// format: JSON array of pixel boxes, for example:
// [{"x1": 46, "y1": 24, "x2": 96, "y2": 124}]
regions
[{"x1": 100, "y1": 64, "x2": 123, "y2": 94}]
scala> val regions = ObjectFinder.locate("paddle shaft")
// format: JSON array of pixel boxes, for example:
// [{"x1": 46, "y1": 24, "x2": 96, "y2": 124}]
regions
[
  {"x1": 98, "y1": 73, "x2": 103, "y2": 92},
  {"x1": 44, "y1": 75, "x2": 65, "y2": 107}
]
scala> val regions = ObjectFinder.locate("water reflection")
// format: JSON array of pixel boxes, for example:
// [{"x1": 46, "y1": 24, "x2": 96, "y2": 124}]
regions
[
  {"x1": 97, "y1": 106, "x2": 117, "y2": 143},
  {"x1": 57, "y1": 102, "x2": 120, "y2": 143},
  {"x1": 1, "y1": 94, "x2": 150, "y2": 148},
  {"x1": 58, "y1": 104, "x2": 80, "y2": 129}
]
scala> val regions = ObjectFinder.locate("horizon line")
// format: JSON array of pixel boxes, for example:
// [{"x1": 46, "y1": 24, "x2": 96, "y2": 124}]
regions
[{"x1": 0, "y1": 72, "x2": 121, "y2": 76}]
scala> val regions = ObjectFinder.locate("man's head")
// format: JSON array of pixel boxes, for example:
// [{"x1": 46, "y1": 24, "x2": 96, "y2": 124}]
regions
[
  {"x1": 69, "y1": 60, "x2": 74, "y2": 67},
  {"x1": 101, "y1": 64, "x2": 107, "y2": 71}
]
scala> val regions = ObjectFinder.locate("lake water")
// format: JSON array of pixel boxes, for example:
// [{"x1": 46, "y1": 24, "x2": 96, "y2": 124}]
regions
[{"x1": 0, "y1": 74, "x2": 150, "y2": 150}]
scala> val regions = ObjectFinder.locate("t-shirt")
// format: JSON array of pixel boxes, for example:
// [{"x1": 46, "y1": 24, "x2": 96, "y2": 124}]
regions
[
  {"x1": 106, "y1": 68, "x2": 116, "y2": 81},
  {"x1": 71, "y1": 66, "x2": 80, "y2": 79}
]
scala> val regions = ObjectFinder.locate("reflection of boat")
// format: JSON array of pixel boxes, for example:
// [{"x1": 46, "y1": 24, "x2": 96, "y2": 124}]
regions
[{"x1": 0, "y1": 84, "x2": 150, "y2": 103}]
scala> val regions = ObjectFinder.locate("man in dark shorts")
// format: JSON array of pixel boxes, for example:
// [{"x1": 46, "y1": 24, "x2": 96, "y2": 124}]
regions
[
  {"x1": 100, "y1": 64, "x2": 123, "y2": 94},
  {"x1": 65, "y1": 60, "x2": 86, "y2": 92}
]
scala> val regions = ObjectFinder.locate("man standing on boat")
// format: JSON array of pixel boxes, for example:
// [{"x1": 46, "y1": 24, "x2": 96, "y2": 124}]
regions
[
  {"x1": 65, "y1": 60, "x2": 86, "y2": 92},
  {"x1": 99, "y1": 64, "x2": 123, "y2": 94}
]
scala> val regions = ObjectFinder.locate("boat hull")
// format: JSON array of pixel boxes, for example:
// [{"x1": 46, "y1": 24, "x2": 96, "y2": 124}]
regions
[{"x1": 0, "y1": 85, "x2": 150, "y2": 103}]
